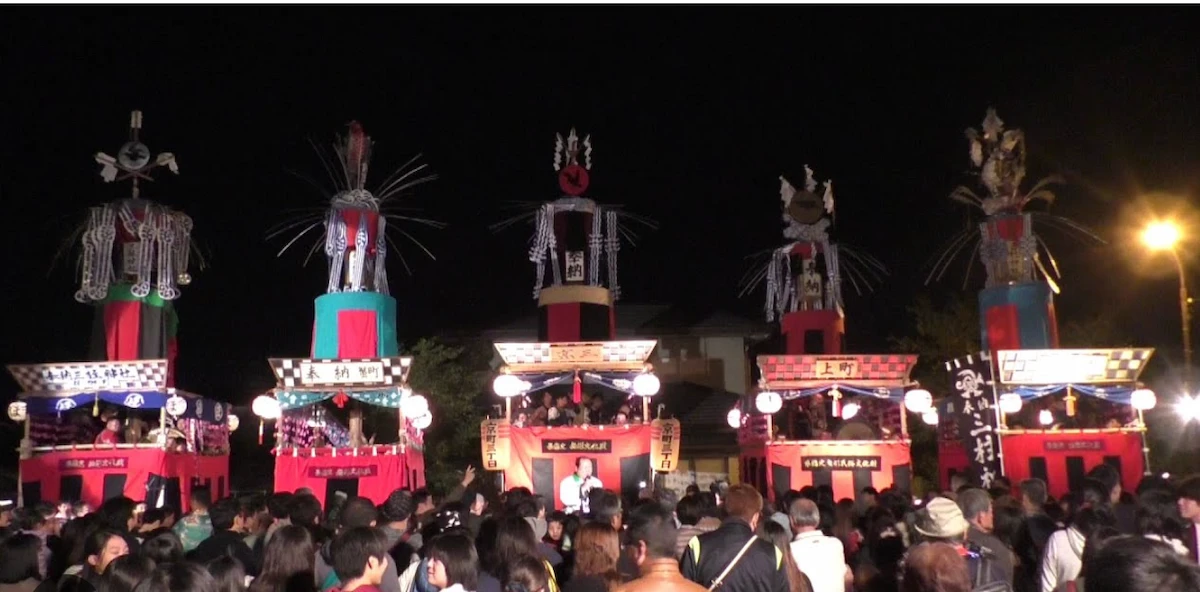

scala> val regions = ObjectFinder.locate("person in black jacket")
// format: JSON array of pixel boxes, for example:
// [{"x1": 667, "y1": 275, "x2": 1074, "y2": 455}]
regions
[
  {"x1": 187, "y1": 496, "x2": 260, "y2": 577},
  {"x1": 679, "y1": 484, "x2": 788, "y2": 592}
]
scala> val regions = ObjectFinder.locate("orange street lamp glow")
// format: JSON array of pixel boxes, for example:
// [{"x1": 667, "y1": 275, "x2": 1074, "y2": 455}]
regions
[{"x1": 1142, "y1": 221, "x2": 1181, "y2": 251}]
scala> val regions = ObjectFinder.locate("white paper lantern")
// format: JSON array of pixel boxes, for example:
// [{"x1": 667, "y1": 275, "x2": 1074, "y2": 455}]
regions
[
  {"x1": 401, "y1": 394, "x2": 429, "y2": 418},
  {"x1": 1131, "y1": 388, "x2": 1157, "y2": 411},
  {"x1": 998, "y1": 393, "x2": 1023, "y2": 415},
  {"x1": 1038, "y1": 409, "x2": 1054, "y2": 426},
  {"x1": 922, "y1": 409, "x2": 939, "y2": 425},
  {"x1": 841, "y1": 402, "x2": 861, "y2": 420},
  {"x1": 411, "y1": 411, "x2": 433, "y2": 430},
  {"x1": 492, "y1": 374, "x2": 524, "y2": 398},
  {"x1": 252, "y1": 395, "x2": 281, "y2": 420},
  {"x1": 227, "y1": 414, "x2": 240, "y2": 432},
  {"x1": 7, "y1": 401, "x2": 27, "y2": 422},
  {"x1": 726, "y1": 408, "x2": 743, "y2": 428},
  {"x1": 633, "y1": 373, "x2": 661, "y2": 397},
  {"x1": 755, "y1": 391, "x2": 782, "y2": 414},
  {"x1": 165, "y1": 394, "x2": 188, "y2": 417},
  {"x1": 904, "y1": 389, "x2": 933, "y2": 414}
]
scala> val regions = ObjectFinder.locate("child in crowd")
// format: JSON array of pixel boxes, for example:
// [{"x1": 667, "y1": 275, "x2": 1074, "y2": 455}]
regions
[
  {"x1": 330, "y1": 527, "x2": 391, "y2": 592},
  {"x1": 543, "y1": 511, "x2": 571, "y2": 554}
]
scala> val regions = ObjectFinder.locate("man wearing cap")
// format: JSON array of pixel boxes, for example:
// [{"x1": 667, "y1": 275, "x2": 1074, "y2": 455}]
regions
[{"x1": 913, "y1": 497, "x2": 1009, "y2": 590}]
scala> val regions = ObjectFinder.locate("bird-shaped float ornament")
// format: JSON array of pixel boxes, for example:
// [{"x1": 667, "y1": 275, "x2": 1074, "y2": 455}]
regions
[
  {"x1": 76, "y1": 110, "x2": 195, "y2": 303},
  {"x1": 269, "y1": 121, "x2": 442, "y2": 294}
]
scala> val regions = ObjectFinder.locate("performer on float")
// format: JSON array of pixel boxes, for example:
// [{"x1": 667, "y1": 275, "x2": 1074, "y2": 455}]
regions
[{"x1": 558, "y1": 457, "x2": 603, "y2": 514}]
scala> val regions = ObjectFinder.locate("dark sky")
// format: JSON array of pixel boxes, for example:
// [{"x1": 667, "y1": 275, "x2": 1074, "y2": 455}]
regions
[{"x1": 1, "y1": 9, "x2": 1197, "y2": 405}]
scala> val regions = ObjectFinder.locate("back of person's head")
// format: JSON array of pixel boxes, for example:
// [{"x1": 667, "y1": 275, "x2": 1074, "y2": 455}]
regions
[
  {"x1": 1084, "y1": 535, "x2": 1200, "y2": 592},
  {"x1": 502, "y1": 555, "x2": 549, "y2": 592},
  {"x1": 724, "y1": 483, "x2": 764, "y2": 523},
  {"x1": 492, "y1": 515, "x2": 540, "y2": 568},
  {"x1": 1019, "y1": 478, "x2": 1048, "y2": 507},
  {"x1": 208, "y1": 497, "x2": 242, "y2": 531},
  {"x1": 1176, "y1": 475, "x2": 1200, "y2": 503},
  {"x1": 206, "y1": 555, "x2": 247, "y2": 592},
  {"x1": 991, "y1": 502, "x2": 1023, "y2": 549},
  {"x1": 1078, "y1": 478, "x2": 1112, "y2": 510},
  {"x1": 97, "y1": 555, "x2": 157, "y2": 592},
  {"x1": 1072, "y1": 505, "x2": 1117, "y2": 537},
  {"x1": 330, "y1": 526, "x2": 389, "y2": 583},
  {"x1": 379, "y1": 489, "x2": 414, "y2": 524},
  {"x1": 0, "y1": 532, "x2": 42, "y2": 583},
  {"x1": 675, "y1": 493, "x2": 702, "y2": 526},
  {"x1": 956, "y1": 488, "x2": 992, "y2": 522},
  {"x1": 1079, "y1": 526, "x2": 1123, "y2": 575},
  {"x1": 788, "y1": 497, "x2": 821, "y2": 529},
  {"x1": 338, "y1": 497, "x2": 378, "y2": 531},
  {"x1": 574, "y1": 522, "x2": 621, "y2": 583},
  {"x1": 98, "y1": 497, "x2": 137, "y2": 532},
  {"x1": 140, "y1": 530, "x2": 184, "y2": 565},
  {"x1": 588, "y1": 490, "x2": 622, "y2": 527},
  {"x1": 267, "y1": 492, "x2": 294, "y2": 520},
  {"x1": 1135, "y1": 489, "x2": 1185, "y2": 539},
  {"x1": 12, "y1": 506, "x2": 47, "y2": 532},
  {"x1": 288, "y1": 493, "x2": 323, "y2": 527},
  {"x1": 758, "y1": 519, "x2": 791, "y2": 550},
  {"x1": 133, "y1": 562, "x2": 217, "y2": 592},
  {"x1": 625, "y1": 500, "x2": 677, "y2": 561},
  {"x1": 257, "y1": 524, "x2": 315, "y2": 587},
  {"x1": 901, "y1": 542, "x2": 972, "y2": 592},
  {"x1": 426, "y1": 532, "x2": 479, "y2": 591},
  {"x1": 1087, "y1": 464, "x2": 1122, "y2": 500},
  {"x1": 190, "y1": 486, "x2": 213, "y2": 510}
]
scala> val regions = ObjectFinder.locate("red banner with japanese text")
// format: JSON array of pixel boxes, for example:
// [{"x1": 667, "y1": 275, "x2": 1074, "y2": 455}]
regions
[
  {"x1": 273, "y1": 446, "x2": 411, "y2": 508},
  {"x1": 999, "y1": 430, "x2": 1144, "y2": 499},
  {"x1": 765, "y1": 440, "x2": 913, "y2": 503},
  {"x1": 504, "y1": 425, "x2": 653, "y2": 509},
  {"x1": 21, "y1": 448, "x2": 228, "y2": 512}
]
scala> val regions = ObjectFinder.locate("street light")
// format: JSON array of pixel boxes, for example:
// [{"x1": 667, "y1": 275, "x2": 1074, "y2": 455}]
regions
[{"x1": 1142, "y1": 220, "x2": 1192, "y2": 389}]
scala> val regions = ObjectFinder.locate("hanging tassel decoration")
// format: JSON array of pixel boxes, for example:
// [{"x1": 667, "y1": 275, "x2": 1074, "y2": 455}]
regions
[
  {"x1": 350, "y1": 222, "x2": 368, "y2": 291},
  {"x1": 588, "y1": 208, "x2": 602, "y2": 286},
  {"x1": 333, "y1": 390, "x2": 349, "y2": 409},
  {"x1": 374, "y1": 216, "x2": 388, "y2": 294},
  {"x1": 326, "y1": 214, "x2": 348, "y2": 293},
  {"x1": 830, "y1": 387, "x2": 842, "y2": 418},
  {"x1": 572, "y1": 371, "x2": 583, "y2": 405},
  {"x1": 93, "y1": 393, "x2": 100, "y2": 417},
  {"x1": 605, "y1": 210, "x2": 620, "y2": 300},
  {"x1": 529, "y1": 204, "x2": 553, "y2": 298},
  {"x1": 1066, "y1": 389, "x2": 1077, "y2": 417},
  {"x1": 258, "y1": 419, "x2": 264, "y2": 445}
]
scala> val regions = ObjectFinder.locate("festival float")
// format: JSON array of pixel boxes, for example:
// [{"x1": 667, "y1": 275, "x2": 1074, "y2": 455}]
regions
[
  {"x1": 932, "y1": 109, "x2": 1157, "y2": 495},
  {"x1": 261, "y1": 122, "x2": 435, "y2": 506},
  {"x1": 481, "y1": 129, "x2": 674, "y2": 508},
  {"x1": 5, "y1": 111, "x2": 230, "y2": 511},
  {"x1": 735, "y1": 167, "x2": 921, "y2": 502}
]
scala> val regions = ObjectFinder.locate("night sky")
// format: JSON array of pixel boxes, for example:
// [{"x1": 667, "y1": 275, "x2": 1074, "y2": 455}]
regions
[{"x1": 1, "y1": 9, "x2": 1197, "y2": 409}]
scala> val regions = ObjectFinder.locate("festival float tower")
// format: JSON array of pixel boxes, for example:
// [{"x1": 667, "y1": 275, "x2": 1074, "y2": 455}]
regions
[
  {"x1": 935, "y1": 109, "x2": 1157, "y2": 494},
  {"x1": 7, "y1": 111, "x2": 230, "y2": 510},
  {"x1": 264, "y1": 122, "x2": 435, "y2": 505},
  {"x1": 484, "y1": 129, "x2": 669, "y2": 508},
  {"x1": 736, "y1": 167, "x2": 920, "y2": 501}
]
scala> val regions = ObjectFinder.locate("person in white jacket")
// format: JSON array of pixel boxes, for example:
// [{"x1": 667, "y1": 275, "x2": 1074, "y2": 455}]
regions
[
  {"x1": 559, "y1": 457, "x2": 602, "y2": 514},
  {"x1": 1040, "y1": 506, "x2": 1113, "y2": 592}
]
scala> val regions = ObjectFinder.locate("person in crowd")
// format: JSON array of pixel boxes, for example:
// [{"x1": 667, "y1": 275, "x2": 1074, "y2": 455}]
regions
[
  {"x1": 138, "y1": 531, "x2": 183, "y2": 566},
  {"x1": 547, "y1": 395, "x2": 575, "y2": 428},
  {"x1": 314, "y1": 498, "x2": 397, "y2": 592},
  {"x1": 240, "y1": 495, "x2": 272, "y2": 557},
  {"x1": 248, "y1": 524, "x2": 316, "y2": 592},
  {"x1": 672, "y1": 496, "x2": 705, "y2": 559},
  {"x1": 1175, "y1": 474, "x2": 1200, "y2": 562},
  {"x1": 1055, "y1": 526, "x2": 1121, "y2": 592},
  {"x1": 96, "y1": 498, "x2": 141, "y2": 556},
  {"x1": 543, "y1": 512, "x2": 569, "y2": 556},
  {"x1": 289, "y1": 494, "x2": 328, "y2": 548},
  {"x1": 326, "y1": 527, "x2": 391, "y2": 592},
  {"x1": 900, "y1": 542, "x2": 972, "y2": 592},
  {"x1": 424, "y1": 532, "x2": 479, "y2": 592},
  {"x1": 614, "y1": 501, "x2": 703, "y2": 592},
  {"x1": 679, "y1": 483, "x2": 788, "y2": 591},
  {"x1": 12, "y1": 506, "x2": 55, "y2": 580},
  {"x1": 559, "y1": 459, "x2": 603, "y2": 515},
  {"x1": 1133, "y1": 489, "x2": 1187, "y2": 554},
  {"x1": 130, "y1": 562, "x2": 216, "y2": 592},
  {"x1": 0, "y1": 532, "x2": 45, "y2": 592},
  {"x1": 174, "y1": 487, "x2": 214, "y2": 554},
  {"x1": 60, "y1": 529, "x2": 129, "y2": 592},
  {"x1": 562, "y1": 523, "x2": 621, "y2": 592},
  {"x1": 94, "y1": 418, "x2": 123, "y2": 447},
  {"x1": 1018, "y1": 480, "x2": 1048, "y2": 518},
  {"x1": 958, "y1": 488, "x2": 1014, "y2": 586},
  {"x1": 1039, "y1": 505, "x2": 1115, "y2": 592},
  {"x1": 758, "y1": 520, "x2": 813, "y2": 592},
  {"x1": 1085, "y1": 465, "x2": 1134, "y2": 534},
  {"x1": 263, "y1": 493, "x2": 294, "y2": 548},
  {"x1": 1083, "y1": 535, "x2": 1200, "y2": 592},
  {"x1": 377, "y1": 489, "x2": 420, "y2": 571},
  {"x1": 502, "y1": 556, "x2": 550, "y2": 592},
  {"x1": 96, "y1": 555, "x2": 156, "y2": 592},
  {"x1": 530, "y1": 394, "x2": 555, "y2": 427},
  {"x1": 832, "y1": 498, "x2": 863, "y2": 559},
  {"x1": 912, "y1": 497, "x2": 1006, "y2": 589},
  {"x1": 206, "y1": 556, "x2": 248, "y2": 592},
  {"x1": 136, "y1": 510, "x2": 168, "y2": 537},
  {"x1": 788, "y1": 498, "x2": 848, "y2": 592},
  {"x1": 187, "y1": 498, "x2": 258, "y2": 577}
]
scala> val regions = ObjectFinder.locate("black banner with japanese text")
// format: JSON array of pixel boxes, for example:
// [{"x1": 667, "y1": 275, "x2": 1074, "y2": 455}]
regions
[{"x1": 947, "y1": 352, "x2": 1003, "y2": 488}]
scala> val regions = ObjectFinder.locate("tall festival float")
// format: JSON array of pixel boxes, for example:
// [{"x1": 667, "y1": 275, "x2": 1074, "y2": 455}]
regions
[
  {"x1": 734, "y1": 166, "x2": 923, "y2": 502},
  {"x1": 259, "y1": 122, "x2": 436, "y2": 506},
  {"x1": 933, "y1": 109, "x2": 1156, "y2": 496},
  {"x1": 5, "y1": 111, "x2": 231, "y2": 510},
  {"x1": 482, "y1": 129, "x2": 676, "y2": 508}
]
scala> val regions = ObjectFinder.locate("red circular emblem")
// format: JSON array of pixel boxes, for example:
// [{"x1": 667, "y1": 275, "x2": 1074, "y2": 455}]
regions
[{"x1": 558, "y1": 164, "x2": 590, "y2": 196}]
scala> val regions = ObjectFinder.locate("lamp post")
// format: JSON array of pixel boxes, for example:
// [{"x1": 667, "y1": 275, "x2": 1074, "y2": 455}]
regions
[{"x1": 1142, "y1": 221, "x2": 1192, "y2": 391}]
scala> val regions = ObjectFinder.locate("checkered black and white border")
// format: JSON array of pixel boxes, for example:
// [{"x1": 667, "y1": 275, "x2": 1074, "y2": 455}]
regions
[
  {"x1": 268, "y1": 356, "x2": 412, "y2": 389},
  {"x1": 757, "y1": 354, "x2": 918, "y2": 385},
  {"x1": 995, "y1": 348, "x2": 1154, "y2": 385},
  {"x1": 7, "y1": 359, "x2": 169, "y2": 394},
  {"x1": 493, "y1": 340, "x2": 657, "y2": 368}
]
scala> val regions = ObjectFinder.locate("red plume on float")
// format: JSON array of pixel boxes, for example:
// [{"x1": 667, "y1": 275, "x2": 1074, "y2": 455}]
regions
[{"x1": 267, "y1": 121, "x2": 444, "y2": 294}]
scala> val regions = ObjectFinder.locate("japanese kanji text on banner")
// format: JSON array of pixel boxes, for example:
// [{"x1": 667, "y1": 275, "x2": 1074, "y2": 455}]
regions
[
  {"x1": 480, "y1": 419, "x2": 512, "y2": 471},
  {"x1": 948, "y1": 353, "x2": 1002, "y2": 488},
  {"x1": 650, "y1": 419, "x2": 681, "y2": 472}
]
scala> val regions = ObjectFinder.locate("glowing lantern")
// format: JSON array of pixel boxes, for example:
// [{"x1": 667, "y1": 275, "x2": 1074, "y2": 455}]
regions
[{"x1": 904, "y1": 389, "x2": 933, "y2": 414}]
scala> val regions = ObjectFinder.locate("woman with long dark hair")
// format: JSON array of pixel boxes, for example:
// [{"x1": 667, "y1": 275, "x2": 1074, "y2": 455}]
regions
[
  {"x1": 758, "y1": 521, "x2": 814, "y2": 592},
  {"x1": 59, "y1": 529, "x2": 129, "y2": 592},
  {"x1": 247, "y1": 525, "x2": 316, "y2": 592},
  {"x1": 131, "y1": 563, "x2": 216, "y2": 592},
  {"x1": 0, "y1": 533, "x2": 45, "y2": 592},
  {"x1": 425, "y1": 533, "x2": 480, "y2": 592},
  {"x1": 95, "y1": 556, "x2": 156, "y2": 592}
]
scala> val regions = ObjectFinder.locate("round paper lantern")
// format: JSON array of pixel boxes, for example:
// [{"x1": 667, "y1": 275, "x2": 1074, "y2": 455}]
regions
[
  {"x1": 401, "y1": 394, "x2": 429, "y2": 418},
  {"x1": 726, "y1": 408, "x2": 743, "y2": 429},
  {"x1": 922, "y1": 409, "x2": 939, "y2": 426},
  {"x1": 1038, "y1": 409, "x2": 1054, "y2": 426},
  {"x1": 7, "y1": 401, "x2": 27, "y2": 422},
  {"x1": 904, "y1": 389, "x2": 933, "y2": 414},
  {"x1": 252, "y1": 395, "x2": 281, "y2": 420},
  {"x1": 492, "y1": 374, "x2": 524, "y2": 398},
  {"x1": 411, "y1": 411, "x2": 433, "y2": 430},
  {"x1": 841, "y1": 402, "x2": 861, "y2": 420},
  {"x1": 1131, "y1": 388, "x2": 1157, "y2": 411},
  {"x1": 227, "y1": 414, "x2": 240, "y2": 432},
  {"x1": 998, "y1": 393, "x2": 1023, "y2": 415},
  {"x1": 755, "y1": 391, "x2": 783, "y2": 414},
  {"x1": 632, "y1": 373, "x2": 661, "y2": 397},
  {"x1": 165, "y1": 394, "x2": 188, "y2": 417}
]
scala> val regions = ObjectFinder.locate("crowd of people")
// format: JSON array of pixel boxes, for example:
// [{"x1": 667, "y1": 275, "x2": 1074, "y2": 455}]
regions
[{"x1": 3, "y1": 461, "x2": 1200, "y2": 592}]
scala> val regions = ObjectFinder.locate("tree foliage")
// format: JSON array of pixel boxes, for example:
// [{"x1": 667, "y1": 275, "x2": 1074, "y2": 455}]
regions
[{"x1": 405, "y1": 337, "x2": 493, "y2": 496}]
